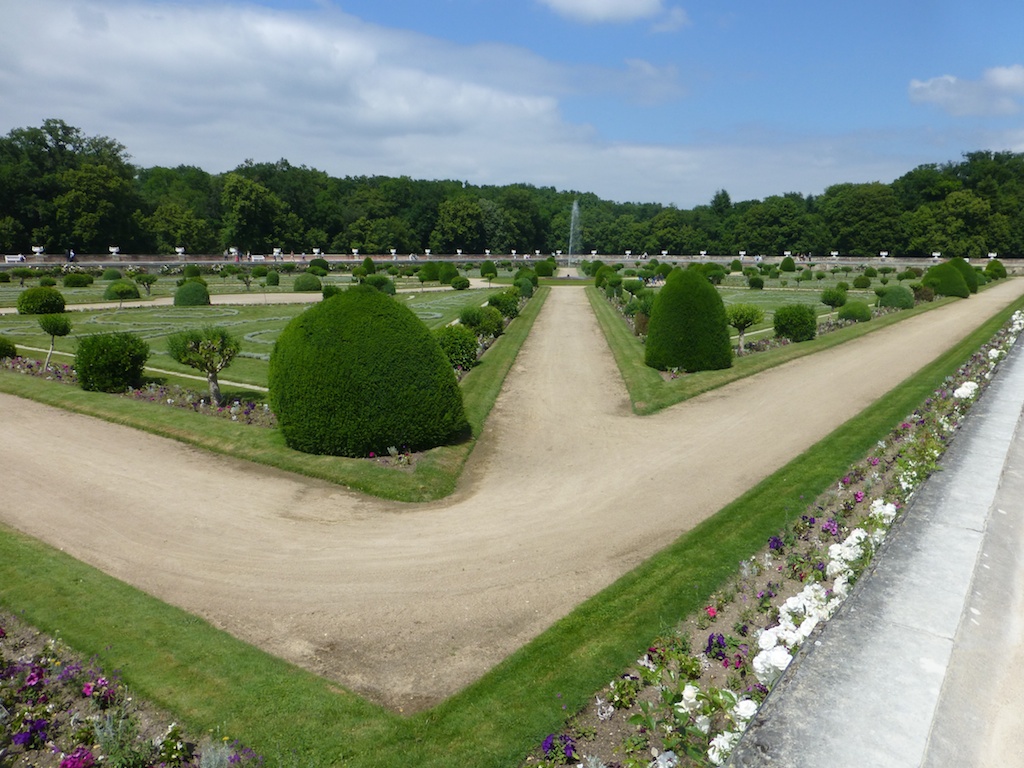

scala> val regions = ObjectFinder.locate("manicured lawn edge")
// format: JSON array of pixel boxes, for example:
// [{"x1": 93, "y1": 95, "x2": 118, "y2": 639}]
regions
[
  {"x1": 0, "y1": 288, "x2": 549, "y2": 502},
  {"x1": 586, "y1": 285, "x2": 958, "y2": 414},
  {"x1": 3, "y1": 294, "x2": 1020, "y2": 768}
]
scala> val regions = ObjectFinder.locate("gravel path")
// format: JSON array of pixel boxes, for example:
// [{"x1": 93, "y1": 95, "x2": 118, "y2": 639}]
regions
[{"x1": 3, "y1": 280, "x2": 1024, "y2": 711}]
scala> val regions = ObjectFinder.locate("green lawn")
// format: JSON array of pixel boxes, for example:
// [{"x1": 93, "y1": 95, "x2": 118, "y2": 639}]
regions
[{"x1": 2, "y1": 290, "x2": 1019, "y2": 768}]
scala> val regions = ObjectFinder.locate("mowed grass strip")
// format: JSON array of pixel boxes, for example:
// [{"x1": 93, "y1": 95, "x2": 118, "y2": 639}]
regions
[{"x1": 2, "y1": 293, "x2": 1021, "y2": 768}]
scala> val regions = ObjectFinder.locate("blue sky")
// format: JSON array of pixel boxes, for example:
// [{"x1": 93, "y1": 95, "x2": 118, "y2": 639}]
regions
[{"x1": 3, "y1": 0, "x2": 1023, "y2": 207}]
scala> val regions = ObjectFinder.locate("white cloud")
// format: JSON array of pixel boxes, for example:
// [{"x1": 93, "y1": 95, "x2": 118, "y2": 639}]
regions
[
  {"x1": 909, "y1": 64, "x2": 1024, "y2": 116},
  {"x1": 652, "y1": 7, "x2": 692, "y2": 33},
  {"x1": 536, "y1": 0, "x2": 665, "y2": 24}
]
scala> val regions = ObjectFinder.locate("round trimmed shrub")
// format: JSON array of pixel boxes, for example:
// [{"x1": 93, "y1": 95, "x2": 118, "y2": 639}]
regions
[
  {"x1": 985, "y1": 259, "x2": 1007, "y2": 280},
  {"x1": 838, "y1": 300, "x2": 872, "y2": 322},
  {"x1": 820, "y1": 286, "x2": 847, "y2": 309},
  {"x1": 361, "y1": 256, "x2": 376, "y2": 275},
  {"x1": 852, "y1": 275, "x2": 871, "y2": 289},
  {"x1": 309, "y1": 257, "x2": 330, "y2": 272},
  {"x1": 182, "y1": 264, "x2": 202, "y2": 278},
  {"x1": 515, "y1": 277, "x2": 534, "y2": 298},
  {"x1": 438, "y1": 262, "x2": 459, "y2": 285},
  {"x1": 773, "y1": 304, "x2": 817, "y2": 342},
  {"x1": 877, "y1": 285, "x2": 915, "y2": 309},
  {"x1": 174, "y1": 279, "x2": 211, "y2": 306},
  {"x1": 779, "y1": 255, "x2": 796, "y2": 272},
  {"x1": 62, "y1": 273, "x2": 94, "y2": 287},
  {"x1": 451, "y1": 275, "x2": 471, "y2": 291},
  {"x1": 748, "y1": 276, "x2": 764, "y2": 290},
  {"x1": 534, "y1": 260, "x2": 554, "y2": 277},
  {"x1": 863, "y1": 266, "x2": 878, "y2": 278},
  {"x1": 322, "y1": 284, "x2": 342, "y2": 300},
  {"x1": 363, "y1": 274, "x2": 396, "y2": 294},
  {"x1": 645, "y1": 267, "x2": 732, "y2": 372},
  {"x1": 516, "y1": 267, "x2": 539, "y2": 287},
  {"x1": 947, "y1": 256, "x2": 978, "y2": 294},
  {"x1": 293, "y1": 273, "x2": 322, "y2": 292},
  {"x1": 0, "y1": 336, "x2": 16, "y2": 359},
  {"x1": 477, "y1": 306, "x2": 505, "y2": 338},
  {"x1": 488, "y1": 290, "x2": 520, "y2": 319},
  {"x1": 39, "y1": 276, "x2": 56, "y2": 287},
  {"x1": 0, "y1": 272, "x2": 9, "y2": 283},
  {"x1": 103, "y1": 279, "x2": 140, "y2": 302},
  {"x1": 265, "y1": 270, "x2": 280, "y2": 286},
  {"x1": 75, "y1": 332, "x2": 149, "y2": 392},
  {"x1": 268, "y1": 286, "x2": 468, "y2": 456},
  {"x1": 305, "y1": 265, "x2": 328, "y2": 277},
  {"x1": 101, "y1": 268, "x2": 123, "y2": 281},
  {"x1": 17, "y1": 286, "x2": 65, "y2": 315},
  {"x1": 923, "y1": 262, "x2": 970, "y2": 298},
  {"x1": 434, "y1": 323, "x2": 479, "y2": 370}
]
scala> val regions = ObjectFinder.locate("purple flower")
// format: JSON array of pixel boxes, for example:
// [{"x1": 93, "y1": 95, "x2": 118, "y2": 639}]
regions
[
  {"x1": 541, "y1": 734, "x2": 556, "y2": 755},
  {"x1": 768, "y1": 535, "x2": 784, "y2": 551}
]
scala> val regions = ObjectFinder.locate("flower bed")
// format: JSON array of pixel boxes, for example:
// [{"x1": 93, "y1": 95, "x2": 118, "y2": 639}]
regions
[
  {"x1": 525, "y1": 310, "x2": 1024, "y2": 768},
  {"x1": 0, "y1": 611, "x2": 262, "y2": 768}
]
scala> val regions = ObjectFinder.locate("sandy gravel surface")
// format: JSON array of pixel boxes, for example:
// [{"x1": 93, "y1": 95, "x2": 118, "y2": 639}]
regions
[{"x1": 3, "y1": 280, "x2": 1024, "y2": 711}]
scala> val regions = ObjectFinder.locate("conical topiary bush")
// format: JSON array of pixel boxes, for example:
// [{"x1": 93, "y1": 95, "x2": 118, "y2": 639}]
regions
[{"x1": 644, "y1": 267, "x2": 732, "y2": 372}]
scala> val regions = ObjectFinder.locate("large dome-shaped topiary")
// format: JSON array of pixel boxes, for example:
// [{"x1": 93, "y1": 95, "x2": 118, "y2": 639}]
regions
[
  {"x1": 923, "y1": 261, "x2": 970, "y2": 298},
  {"x1": 269, "y1": 286, "x2": 468, "y2": 456},
  {"x1": 17, "y1": 286, "x2": 65, "y2": 315},
  {"x1": 174, "y1": 280, "x2": 211, "y2": 306},
  {"x1": 947, "y1": 256, "x2": 978, "y2": 294},
  {"x1": 645, "y1": 267, "x2": 732, "y2": 372}
]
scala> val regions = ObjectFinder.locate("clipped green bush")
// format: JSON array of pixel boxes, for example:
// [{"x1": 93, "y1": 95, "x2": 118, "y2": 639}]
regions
[
  {"x1": 923, "y1": 261, "x2": 970, "y2": 298},
  {"x1": 985, "y1": 259, "x2": 1007, "y2": 280},
  {"x1": 361, "y1": 256, "x2": 376, "y2": 275},
  {"x1": 488, "y1": 289, "x2": 521, "y2": 319},
  {"x1": 459, "y1": 305, "x2": 484, "y2": 329},
  {"x1": 877, "y1": 285, "x2": 915, "y2": 309},
  {"x1": 305, "y1": 265, "x2": 328, "y2": 277},
  {"x1": 269, "y1": 286, "x2": 468, "y2": 456},
  {"x1": 434, "y1": 323, "x2": 479, "y2": 370},
  {"x1": 174, "y1": 280, "x2": 211, "y2": 306},
  {"x1": 477, "y1": 306, "x2": 505, "y2": 338},
  {"x1": 748, "y1": 276, "x2": 764, "y2": 290},
  {"x1": 265, "y1": 270, "x2": 280, "y2": 286},
  {"x1": 779, "y1": 255, "x2": 796, "y2": 272},
  {"x1": 515, "y1": 267, "x2": 539, "y2": 287},
  {"x1": 363, "y1": 274, "x2": 396, "y2": 294},
  {"x1": 308, "y1": 257, "x2": 330, "y2": 272},
  {"x1": 17, "y1": 286, "x2": 65, "y2": 315},
  {"x1": 101, "y1": 268, "x2": 123, "y2": 281},
  {"x1": 61, "y1": 274, "x2": 94, "y2": 290},
  {"x1": 513, "y1": 277, "x2": 532, "y2": 298},
  {"x1": 75, "y1": 332, "x2": 149, "y2": 392},
  {"x1": 852, "y1": 275, "x2": 871, "y2": 289},
  {"x1": 820, "y1": 287, "x2": 847, "y2": 310},
  {"x1": 534, "y1": 260, "x2": 554, "y2": 278},
  {"x1": 838, "y1": 300, "x2": 872, "y2": 322},
  {"x1": 451, "y1": 275, "x2": 471, "y2": 291},
  {"x1": 947, "y1": 256, "x2": 978, "y2": 294},
  {"x1": 438, "y1": 262, "x2": 459, "y2": 285},
  {"x1": 293, "y1": 273, "x2": 323, "y2": 292},
  {"x1": 773, "y1": 304, "x2": 817, "y2": 342},
  {"x1": 322, "y1": 284, "x2": 342, "y2": 299},
  {"x1": 863, "y1": 266, "x2": 878, "y2": 278},
  {"x1": 103, "y1": 279, "x2": 140, "y2": 302},
  {"x1": 39, "y1": 276, "x2": 56, "y2": 287},
  {"x1": 0, "y1": 336, "x2": 16, "y2": 359},
  {"x1": 182, "y1": 264, "x2": 202, "y2": 278},
  {"x1": 0, "y1": 272, "x2": 9, "y2": 283},
  {"x1": 645, "y1": 267, "x2": 732, "y2": 372}
]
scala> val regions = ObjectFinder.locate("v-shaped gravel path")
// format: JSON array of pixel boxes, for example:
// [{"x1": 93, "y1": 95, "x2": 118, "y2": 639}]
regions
[{"x1": 4, "y1": 280, "x2": 1024, "y2": 711}]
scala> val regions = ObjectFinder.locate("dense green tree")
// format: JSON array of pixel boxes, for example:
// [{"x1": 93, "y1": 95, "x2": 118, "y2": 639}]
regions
[
  {"x1": 429, "y1": 197, "x2": 486, "y2": 253},
  {"x1": 818, "y1": 182, "x2": 902, "y2": 257},
  {"x1": 645, "y1": 268, "x2": 731, "y2": 372},
  {"x1": 219, "y1": 172, "x2": 289, "y2": 252}
]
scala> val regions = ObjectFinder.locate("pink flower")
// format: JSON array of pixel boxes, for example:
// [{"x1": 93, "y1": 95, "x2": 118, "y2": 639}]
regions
[
  {"x1": 855, "y1": 491, "x2": 865, "y2": 503},
  {"x1": 706, "y1": 606, "x2": 717, "y2": 619},
  {"x1": 82, "y1": 682, "x2": 94, "y2": 697}
]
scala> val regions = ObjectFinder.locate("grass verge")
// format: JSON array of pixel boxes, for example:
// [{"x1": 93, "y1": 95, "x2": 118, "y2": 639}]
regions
[{"x1": 2, "y1": 293, "x2": 1021, "y2": 767}]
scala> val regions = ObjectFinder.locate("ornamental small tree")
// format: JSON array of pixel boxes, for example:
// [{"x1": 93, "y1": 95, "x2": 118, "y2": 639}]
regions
[
  {"x1": 269, "y1": 286, "x2": 468, "y2": 457},
  {"x1": 11, "y1": 267, "x2": 35, "y2": 286},
  {"x1": 361, "y1": 256, "x2": 376, "y2": 275},
  {"x1": 104, "y1": 279, "x2": 140, "y2": 306},
  {"x1": 480, "y1": 259, "x2": 497, "y2": 285},
  {"x1": 38, "y1": 313, "x2": 72, "y2": 369},
  {"x1": 820, "y1": 286, "x2": 848, "y2": 311},
  {"x1": 726, "y1": 303, "x2": 764, "y2": 356},
  {"x1": 166, "y1": 326, "x2": 240, "y2": 406},
  {"x1": 645, "y1": 267, "x2": 732, "y2": 372},
  {"x1": 134, "y1": 273, "x2": 158, "y2": 295},
  {"x1": 17, "y1": 286, "x2": 65, "y2": 315}
]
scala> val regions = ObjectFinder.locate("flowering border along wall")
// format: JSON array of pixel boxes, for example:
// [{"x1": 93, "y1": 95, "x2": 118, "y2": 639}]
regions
[{"x1": 526, "y1": 309, "x2": 1024, "y2": 768}]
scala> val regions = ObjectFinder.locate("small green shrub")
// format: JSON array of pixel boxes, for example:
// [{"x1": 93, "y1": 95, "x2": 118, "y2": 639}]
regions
[
  {"x1": 748, "y1": 276, "x2": 764, "y2": 290},
  {"x1": 308, "y1": 257, "x2": 330, "y2": 272},
  {"x1": 362, "y1": 274, "x2": 394, "y2": 294},
  {"x1": 173, "y1": 280, "x2": 211, "y2": 306},
  {"x1": 75, "y1": 332, "x2": 150, "y2": 392},
  {"x1": 293, "y1": 273, "x2": 323, "y2": 292},
  {"x1": 515, "y1": 267, "x2": 539, "y2": 287},
  {"x1": 439, "y1": 262, "x2": 459, "y2": 285},
  {"x1": 101, "y1": 268, "x2": 123, "y2": 281},
  {"x1": 103, "y1": 279, "x2": 140, "y2": 302},
  {"x1": 863, "y1": 266, "x2": 878, "y2": 277},
  {"x1": 477, "y1": 306, "x2": 505, "y2": 338},
  {"x1": 182, "y1": 264, "x2": 202, "y2": 278},
  {"x1": 278, "y1": 262, "x2": 297, "y2": 273},
  {"x1": 434, "y1": 324, "x2": 479, "y2": 370},
  {"x1": 779, "y1": 255, "x2": 796, "y2": 272},
  {"x1": 511, "y1": 277, "x2": 531, "y2": 297},
  {"x1": 305, "y1": 265, "x2": 328, "y2": 277},
  {"x1": 459, "y1": 306, "x2": 483, "y2": 329},
  {"x1": 488, "y1": 290, "x2": 520, "y2": 319},
  {"x1": 912, "y1": 283, "x2": 935, "y2": 302},
  {"x1": 361, "y1": 256, "x2": 376, "y2": 275},
  {"x1": 39, "y1": 276, "x2": 56, "y2": 287},
  {"x1": 451, "y1": 275, "x2": 471, "y2": 291},
  {"x1": 0, "y1": 272, "x2": 9, "y2": 283},
  {"x1": 322, "y1": 284, "x2": 342, "y2": 299},
  {"x1": 533, "y1": 260, "x2": 554, "y2": 277},
  {"x1": 820, "y1": 287, "x2": 847, "y2": 309},
  {"x1": 265, "y1": 270, "x2": 280, "y2": 286},
  {"x1": 852, "y1": 275, "x2": 871, "y2": 289},
  {"x1": 877, "y1": 285, "x2": 915, "y2": 309},
  {"x1": 251, "y1": 265, "x2": 269, "y2": 278},
  {"x1": 62, "y1": 273, "x2": 94, "y2": 288},
  {"x1": 838, "y1": 300, "x2": 872, "y2": 322},
  {"x1": 17, "y1": 286, "x2": 66, "y2": 315},
  {"x1": 773, "y1": 304, "x2": 816, "y2": 342},
  {"x1": 0, "y1": 336, "x2": 16, "y2": 359}
]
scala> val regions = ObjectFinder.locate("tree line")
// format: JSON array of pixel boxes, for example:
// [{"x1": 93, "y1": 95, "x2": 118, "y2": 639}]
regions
[{"x1": 2, "y1": 118, "x2": 1023, "y2": 259}]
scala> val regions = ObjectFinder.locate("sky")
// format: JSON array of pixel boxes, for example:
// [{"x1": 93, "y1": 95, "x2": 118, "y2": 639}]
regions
[{"x1": 2, "y1": 0, "x2": 1024, "y2": 208}]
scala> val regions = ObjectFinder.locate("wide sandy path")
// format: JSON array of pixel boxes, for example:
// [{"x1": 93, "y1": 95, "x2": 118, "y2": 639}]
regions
[{"x1": 4, "y1": 280, "x2": 1024, "y2": 711}]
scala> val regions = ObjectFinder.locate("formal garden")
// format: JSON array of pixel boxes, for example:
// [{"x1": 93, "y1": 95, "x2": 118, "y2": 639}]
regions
[{"x1": 1, "y1": 256, "x2": 1022, "y2": 768}]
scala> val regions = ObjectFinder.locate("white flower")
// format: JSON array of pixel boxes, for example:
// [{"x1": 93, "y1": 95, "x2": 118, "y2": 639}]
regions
[
  {"x1": 707, "y1": 731, "x2": 741, "y2": 766},
  {"x1": 675, "y1": 684, "x2": 701, "y2": 714},
  {"x1": 752, "y1": 644, "x2": 792, "y2": 685},
  {"x1": 733, "y1": 697, "x2": 759, "y2": 725},
  {"x1": 694, "y1": 714, "x2": 711, "y2": 734},
  {"x1": 954, "y1": 381, "x2": 979, "y2": 399},
  {"x1": 649, "y1": 751, "x2": 679, "y2": 768},
  {"x1": 989, "y1": 348, "x2": 1001, "y2": 360},
  {"x1": 757, "y1": 627, "x2": 778, "y2": 651}
]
